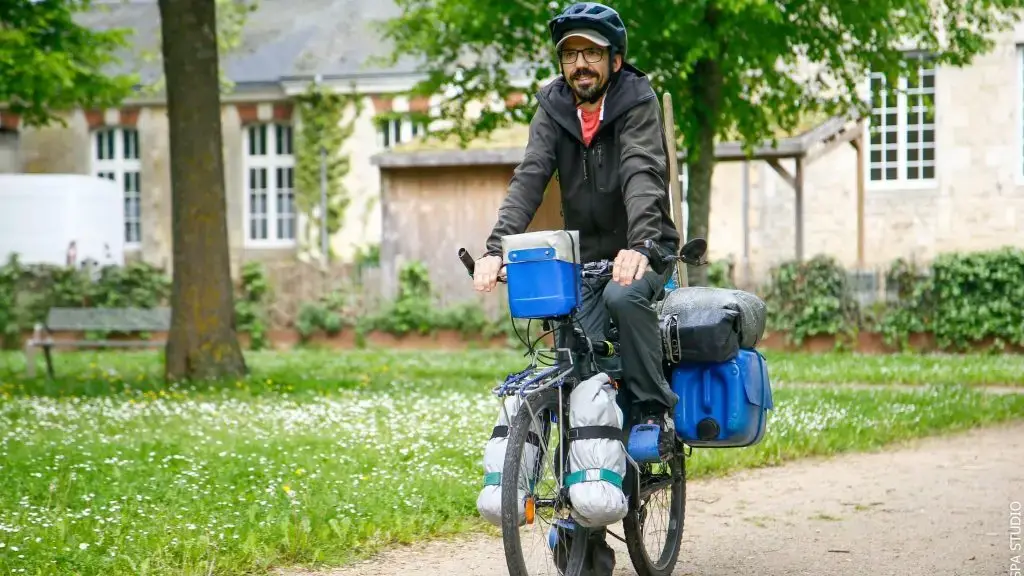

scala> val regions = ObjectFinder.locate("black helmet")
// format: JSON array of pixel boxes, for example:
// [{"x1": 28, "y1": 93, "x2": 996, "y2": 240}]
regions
[{"x1": 548, "y1": 2, "x2": 628, "y2": 59}]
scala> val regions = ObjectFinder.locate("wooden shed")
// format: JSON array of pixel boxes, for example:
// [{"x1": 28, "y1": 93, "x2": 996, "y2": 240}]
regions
[{"x1": 370, "y1": 125, "x2": 565, "y2": 316}]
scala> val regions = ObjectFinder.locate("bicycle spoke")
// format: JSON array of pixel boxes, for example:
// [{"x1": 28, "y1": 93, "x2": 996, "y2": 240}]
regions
[
  {"x1": 639, "y1": 484, "x2": 671, "y2": 563},
  {"x1": 623, "y1": 453, "x2": 686, "y2": 576}
]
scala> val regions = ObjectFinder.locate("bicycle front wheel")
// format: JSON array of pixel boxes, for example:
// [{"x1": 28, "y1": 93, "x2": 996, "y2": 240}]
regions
[
  {"x1": 500, "y1": 387, "x2": 589, "y2": 576},
  {"x1": 622, "y1": 448, "x2": 686, "y2": 576}
]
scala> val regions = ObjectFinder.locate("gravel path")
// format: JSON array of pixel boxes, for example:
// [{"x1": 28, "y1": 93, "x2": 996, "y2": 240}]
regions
[{"x1": 287, "y1": 420, "x2": 1024, "y2": 576}]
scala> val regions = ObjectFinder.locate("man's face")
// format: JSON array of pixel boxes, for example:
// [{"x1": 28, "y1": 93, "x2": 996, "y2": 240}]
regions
[{"x1": 559, "y1": 35, "x2": 621, "y2": 102}]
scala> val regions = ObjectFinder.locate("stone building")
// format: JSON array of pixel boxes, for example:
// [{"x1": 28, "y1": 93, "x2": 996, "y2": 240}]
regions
[{"x1": 2, "y1": 0, "x2": 1022, "y2": 293}]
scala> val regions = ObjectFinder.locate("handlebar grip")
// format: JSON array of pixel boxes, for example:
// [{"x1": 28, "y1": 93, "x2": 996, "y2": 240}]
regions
[
  {"x1": 458, "y1": 248, "x2": 475, "y2": 276},
  {"x1": 643, "y1": 239, "x2": 672, "y2": 275},
  {"x1": 458, "y1": 248, "x2": 509, "y2": 284},
  {"x1": 592, "y1": 341, "x2": 615, "y2": 357}
]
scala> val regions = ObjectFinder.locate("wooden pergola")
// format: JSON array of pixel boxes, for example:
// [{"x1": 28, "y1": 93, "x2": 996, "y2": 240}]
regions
[{"x1": 677, "y1": 114, "x2": 867, "y2": 266}]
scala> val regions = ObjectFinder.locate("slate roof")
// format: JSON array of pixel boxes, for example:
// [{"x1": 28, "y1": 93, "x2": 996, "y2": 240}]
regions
[{"x1": 78, "y1": 0, "x2": 422, "y2": 87}]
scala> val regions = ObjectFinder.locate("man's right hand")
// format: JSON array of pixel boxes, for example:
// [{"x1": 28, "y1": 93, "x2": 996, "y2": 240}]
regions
[{"x1": 473, "y1": 255, "x2": 504, "y2": 292}]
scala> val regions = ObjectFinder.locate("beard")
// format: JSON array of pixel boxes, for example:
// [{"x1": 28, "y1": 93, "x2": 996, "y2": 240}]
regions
[{"x1": 570, "y1": 68, "x2": 605, "y2": 102}]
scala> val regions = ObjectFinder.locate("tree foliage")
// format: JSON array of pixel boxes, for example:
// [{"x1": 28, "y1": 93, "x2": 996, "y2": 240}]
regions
[
  {"x1": 0, "y1": 0, "x2": 138, "y2": 128},
  {"x1": 376, "y1": 0, "x2": 1024, "y2": 284},
  {"x1": 0, "y1": 0, "x2": 259, "y2": 126}
]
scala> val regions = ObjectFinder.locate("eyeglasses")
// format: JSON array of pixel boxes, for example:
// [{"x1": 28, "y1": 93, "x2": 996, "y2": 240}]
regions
[{"x1": 559, "y1": 47, "x2": 605, "y2": 64}]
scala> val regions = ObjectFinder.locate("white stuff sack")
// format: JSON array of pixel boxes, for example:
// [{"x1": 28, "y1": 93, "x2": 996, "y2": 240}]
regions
[
  {"x1": 476, "y1": 394, "x2": 543, "y2": 526},
  {"x1": 567, "y1": 372, "x2": 628, "y2": 527}
]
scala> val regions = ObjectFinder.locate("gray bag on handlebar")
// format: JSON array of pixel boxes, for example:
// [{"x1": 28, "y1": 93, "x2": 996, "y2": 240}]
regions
[{"x1": 659, "y1": 286, "x2": 767, "y2": 363}]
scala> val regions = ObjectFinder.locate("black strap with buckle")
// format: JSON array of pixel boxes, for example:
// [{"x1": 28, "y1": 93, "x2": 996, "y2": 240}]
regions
[
  {"x1": 566, "y1": 425, "x2": 622, "y2": 442},
  {"x1": 491, "y1": 425, "x2": 542, "y2": 447}
]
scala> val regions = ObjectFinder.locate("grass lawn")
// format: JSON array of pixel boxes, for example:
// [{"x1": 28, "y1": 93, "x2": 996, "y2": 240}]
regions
[
  {"x1": 3, "y1": 349, "x2": 1024, "y2": 396},
  {"x1": 764, "y1": 350, "x2": 1024, "y2": 387},
  {"x1": 0, "y1": 349, "x2": 1022, "y2": 575}
]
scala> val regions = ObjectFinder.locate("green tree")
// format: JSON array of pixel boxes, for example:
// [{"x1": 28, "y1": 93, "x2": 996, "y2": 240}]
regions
[
  {"x1": 159, "y1": 0, "x2": 247, "y2": 382},
  {"x1": 0, "y1": 0, "x2": 137, "y2": 127},
  {"x1": 377, "y1": 0, "x2": 1024, "y2": 285}
]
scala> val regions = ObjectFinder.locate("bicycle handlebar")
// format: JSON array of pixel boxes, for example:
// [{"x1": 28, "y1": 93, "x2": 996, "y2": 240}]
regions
[
  {"x1": 456, "y1": 238, "x2": 707, "y2": 366},
  {"x1": 457, "y1": 248, "x2": 482, "y2": 276},
  {"x1": 457, "y1": 238, "x2": 705, "y2": 282},
  {"x1": 457, "y1": 248, "x2": 507, "y2": 283}
]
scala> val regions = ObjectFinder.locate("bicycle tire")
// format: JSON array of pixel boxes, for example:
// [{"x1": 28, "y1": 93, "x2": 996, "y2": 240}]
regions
[
  {"x1": 622, "y1": 449, "x2": 686, "y2": 576},
  {"x1": 500, "y1": 387, "x2": 589, "y2": 576}
]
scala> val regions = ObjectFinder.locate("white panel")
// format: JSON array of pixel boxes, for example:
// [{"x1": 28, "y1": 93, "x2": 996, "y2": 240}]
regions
[{"x1": 0, "y1": 174, "x2": 125, "y2": 266}]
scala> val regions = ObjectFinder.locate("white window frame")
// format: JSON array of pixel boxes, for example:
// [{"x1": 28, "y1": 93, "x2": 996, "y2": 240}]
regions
[
  {"x1": 91, "y1": 126, "x2": 142, "y2": 248},
  {"x1": 243, "y1": 123, "x2": 297, "y2": 248},
  {"x1": 863, "y1": 60, "x2": 938, "y2": 190},
  {"x1": 376, "y1": 117, "x2": 427, "y2": 149}
]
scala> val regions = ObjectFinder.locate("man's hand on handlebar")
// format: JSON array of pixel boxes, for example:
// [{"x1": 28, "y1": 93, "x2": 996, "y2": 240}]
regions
[
  {"x1": 473, "y1": 255, "x2": 505, "y2": 292},
  {"x1": 612, "y1": 249, "x2": 649, "y2": 287},
  {"x1": 458, "y1": 236, "x2": 708, "y2": 293}
]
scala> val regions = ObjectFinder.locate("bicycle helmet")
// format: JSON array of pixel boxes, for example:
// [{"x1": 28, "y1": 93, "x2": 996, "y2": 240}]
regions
[{"x1": 548, "y1": 2, "x2": 628, "y2": 60}]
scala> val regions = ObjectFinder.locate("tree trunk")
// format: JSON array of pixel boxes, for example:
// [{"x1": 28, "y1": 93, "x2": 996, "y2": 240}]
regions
[
  {"x1": 159, "y1": 0, "x2": 247, "y2": 382},
  {"x1": 685, "y1": 56, "x2": 724, "y2": 287}
]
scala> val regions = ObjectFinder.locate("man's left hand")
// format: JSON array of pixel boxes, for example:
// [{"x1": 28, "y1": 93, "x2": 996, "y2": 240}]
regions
[{"x1": 612, "y1": 249, "x2": 649, "y2": 286}]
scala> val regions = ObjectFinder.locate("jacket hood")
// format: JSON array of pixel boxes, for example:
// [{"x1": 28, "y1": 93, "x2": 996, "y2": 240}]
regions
[{"x1": 536, "y1": 62, "x2": 657, "y2": 143}]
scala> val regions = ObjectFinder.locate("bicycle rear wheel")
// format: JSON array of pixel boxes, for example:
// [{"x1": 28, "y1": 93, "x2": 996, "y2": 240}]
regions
[
  {"x1": 622, "y1": 447, "x2": 686, "y2": 576},
  {"x1": 500, "y1": 387, "x2": 589, "y2": 576}
]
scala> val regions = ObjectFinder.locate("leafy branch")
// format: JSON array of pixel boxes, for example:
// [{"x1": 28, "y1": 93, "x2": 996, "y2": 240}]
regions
[
  {"x1": 294, "y1": 81, "x2": 362, "y2": 261},
  {"x1": 0, "y1": 0, "x2": 138, "y2": 128}
]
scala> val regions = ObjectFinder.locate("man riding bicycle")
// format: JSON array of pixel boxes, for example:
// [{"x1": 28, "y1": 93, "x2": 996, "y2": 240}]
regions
[
  {"x1": 472, "y1": 5, "x2": 681, "y2": 569},
  {"x1": 474, "y1": 0, "x2": 680, "y2": 444}
]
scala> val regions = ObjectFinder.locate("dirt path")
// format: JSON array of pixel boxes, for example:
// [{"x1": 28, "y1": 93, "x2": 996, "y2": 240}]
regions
[{"x1": 291, "y1": 421, "x2": 1024, "y2": 576}]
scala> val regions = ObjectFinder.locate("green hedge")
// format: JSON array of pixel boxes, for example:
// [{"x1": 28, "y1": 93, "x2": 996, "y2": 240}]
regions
[
  {"x1": 0, "y1": 254, "x2": 171, "y2": 348},
  {"x1": 761, "y1": 255, "x2": 861, "y2": 347},
  {"x1": 3, "y1": 247, "x2": 1023, "y2": 353},
  {"x1": 0, "y1": 255, "x2": 272, "y2": 350},
  {"x1": 761, "y1": 247, "x2": 1024, "y2": 352},
  {"x1": 292, "y1": 259, "x2": 530, "y2": 347},
  {"x1": 886, "y1": 248, "x2": 1024, "y2": 351}
]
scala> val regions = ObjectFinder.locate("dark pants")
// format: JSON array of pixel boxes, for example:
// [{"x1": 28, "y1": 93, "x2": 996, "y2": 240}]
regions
[{"x1": 557, "y1": 267, "x2": 679, "y2": 418}]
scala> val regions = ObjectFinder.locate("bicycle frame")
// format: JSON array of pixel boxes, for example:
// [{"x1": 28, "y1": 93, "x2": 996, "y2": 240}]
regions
[
  {"x1": 489, "y1": 282, "x2": 617, "y2": 513},
  {"x1": 458, "y1": 237, "x2": 707, "y2": 575},
  {"x1": 491, "y1": 318, "x2": 609, "y2": 398}
]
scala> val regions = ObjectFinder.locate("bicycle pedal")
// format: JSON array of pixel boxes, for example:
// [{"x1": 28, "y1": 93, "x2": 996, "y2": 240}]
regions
[{"x1": 627, "y1": 424, "x2": 663, "y2": 463}]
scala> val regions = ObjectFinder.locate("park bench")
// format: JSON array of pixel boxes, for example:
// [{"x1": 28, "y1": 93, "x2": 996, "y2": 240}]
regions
[{"x1": 23, "y1": 307, "x2": 171, "y2": 379}]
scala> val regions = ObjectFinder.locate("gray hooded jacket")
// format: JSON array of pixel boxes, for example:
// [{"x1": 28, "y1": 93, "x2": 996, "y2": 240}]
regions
[{"x1": 484, "y1": 63, "x2": 680, "y2": 263}]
